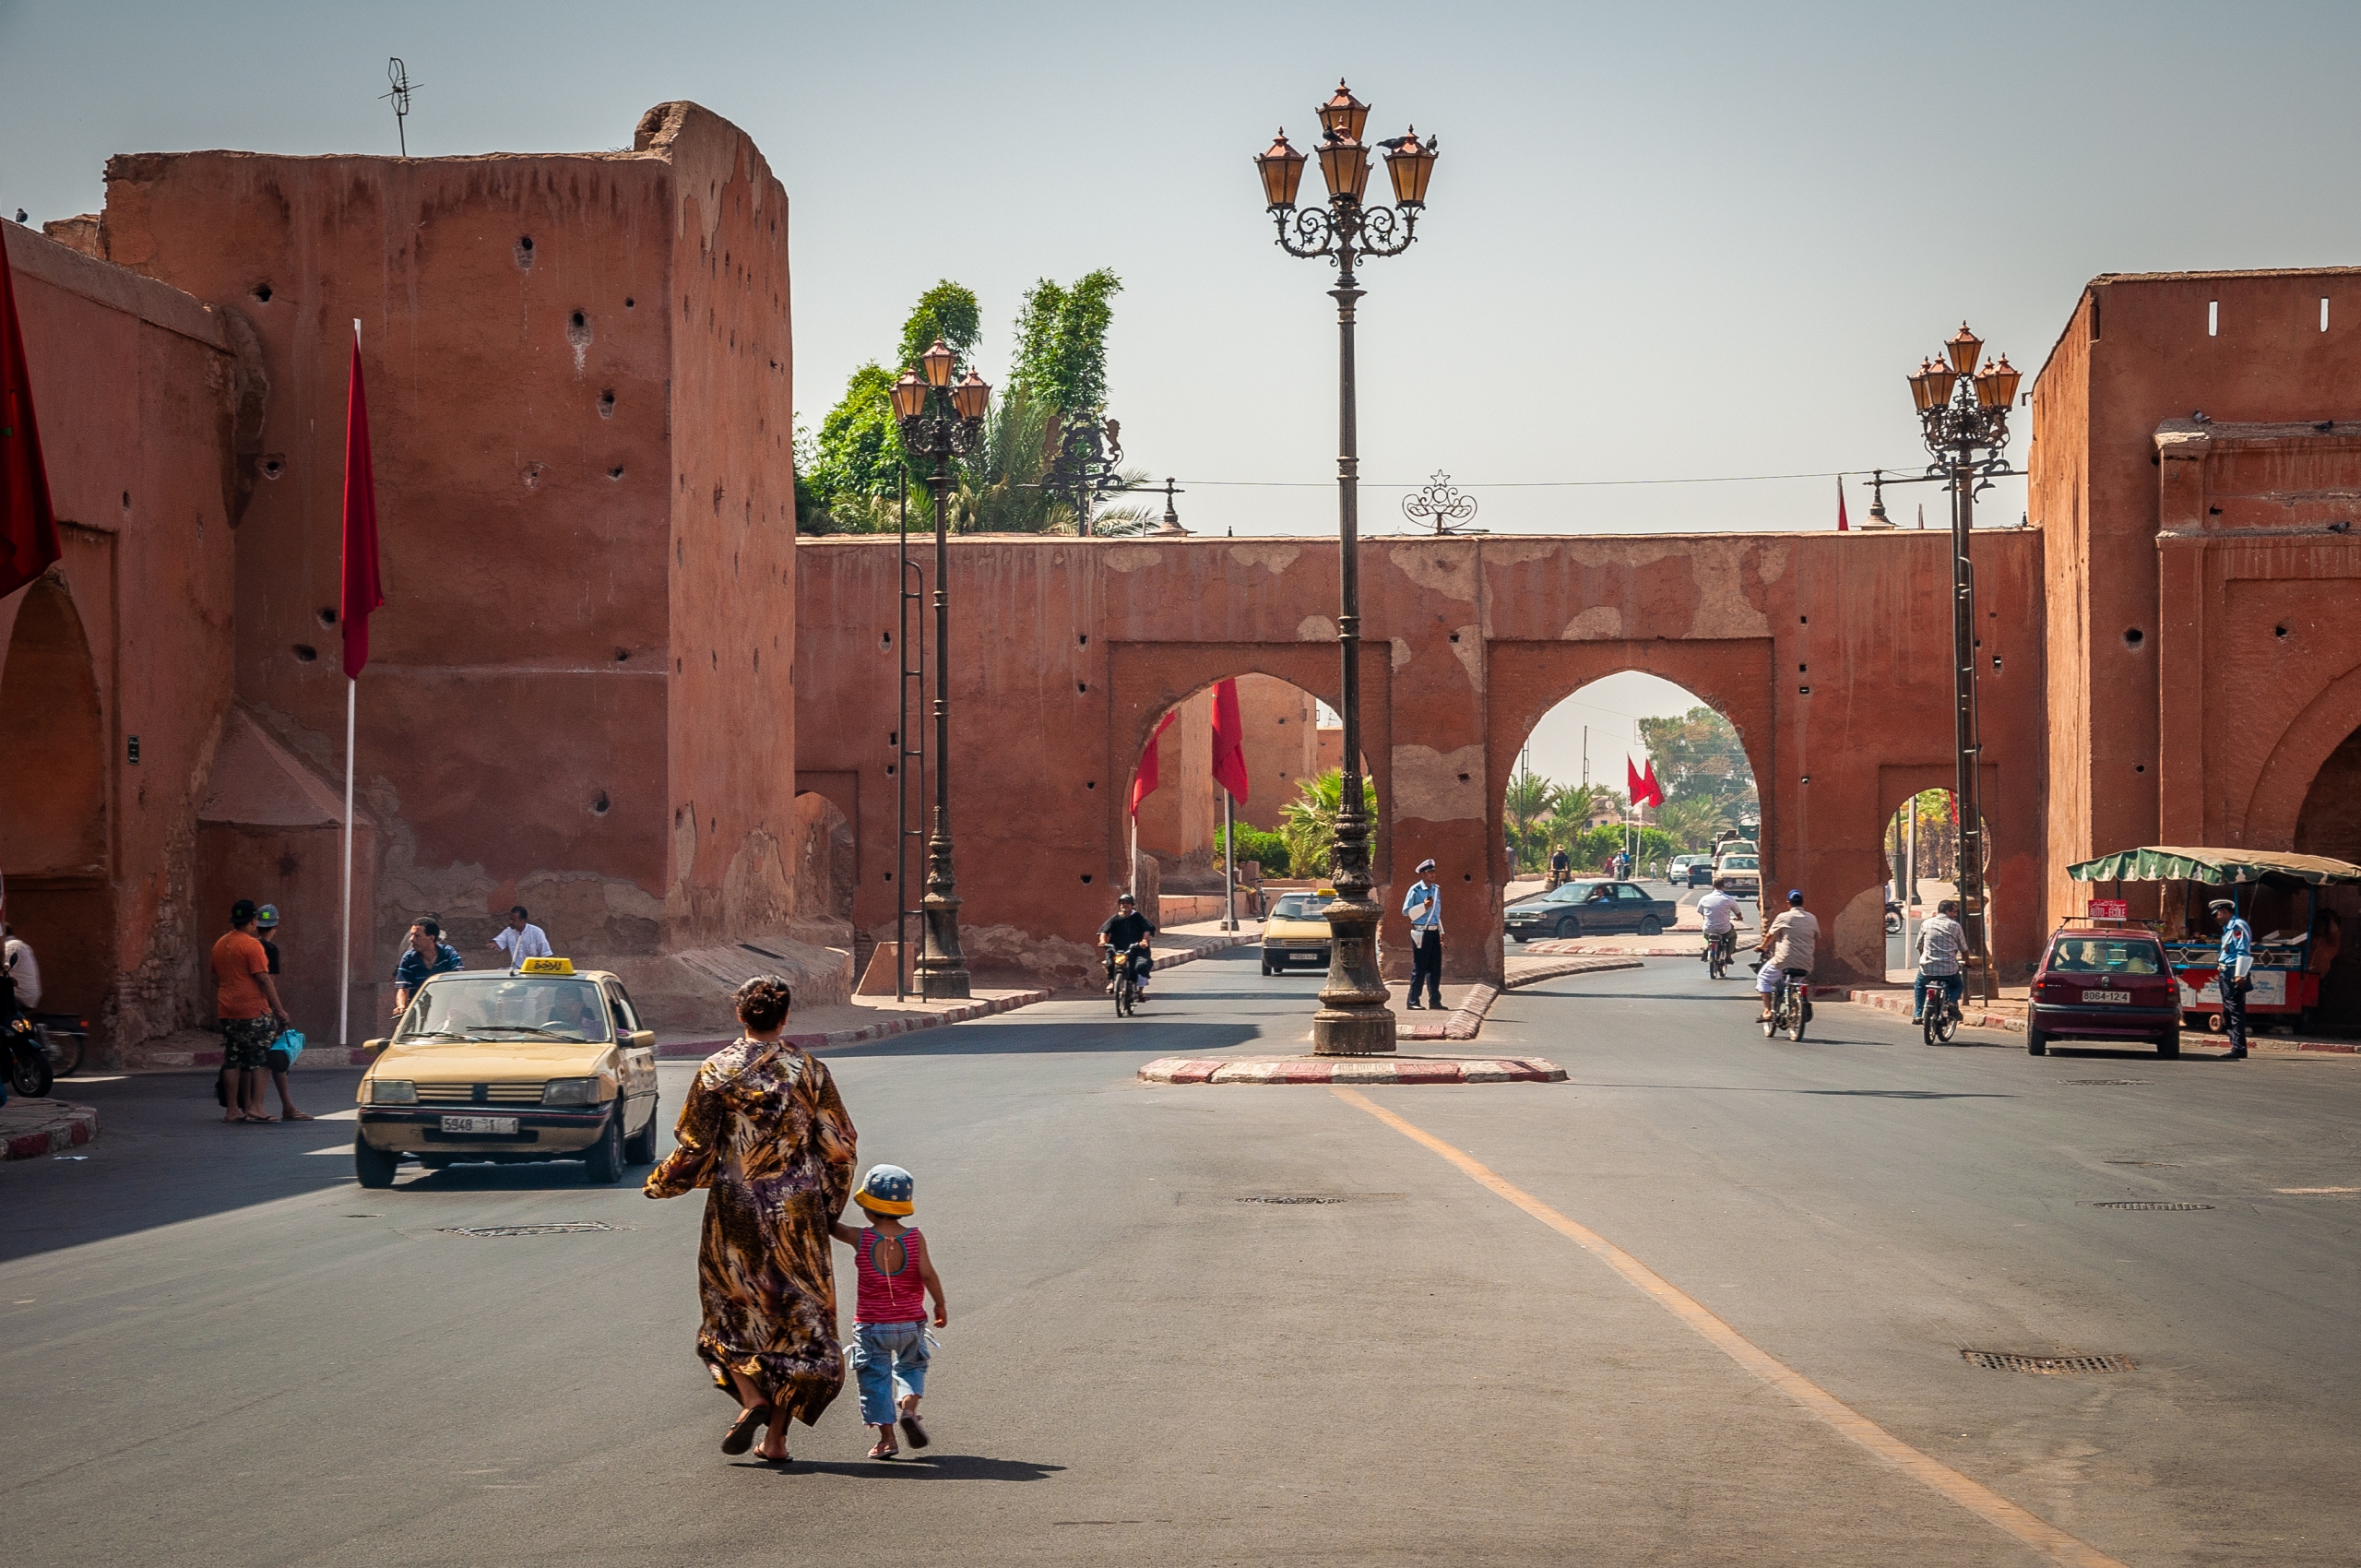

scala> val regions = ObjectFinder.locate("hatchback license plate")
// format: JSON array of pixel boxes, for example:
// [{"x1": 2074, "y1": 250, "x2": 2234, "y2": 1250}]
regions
[
  {"x1": 2080, "y1": 991, "x2": 2130, "y2": 1005},
  {"x1": 440, "y1": 1115, "x2": 518, "y2": 1134}
]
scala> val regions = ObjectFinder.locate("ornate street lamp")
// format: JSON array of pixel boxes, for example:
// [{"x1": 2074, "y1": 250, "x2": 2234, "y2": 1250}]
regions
[
  {"x1": 1254, "y1": 79, "x2": 1439, "y2": 1055},
  {"x1": 1040, "y1": 412, "x2": 1130, "y2": 537},
  {"x1": 1401, "y1": 469, "x2": 1482, "y2": 535},
  {"x1": 1907, "y1": 321, "x2": 2019, "y2": 1004},
  {"x1": 895, "y1": 339, "x2": 991, "y2": 999}
]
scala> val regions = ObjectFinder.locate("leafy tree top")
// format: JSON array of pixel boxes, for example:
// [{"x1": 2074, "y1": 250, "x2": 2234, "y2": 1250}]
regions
[
  {"x1": 1013, "y1": 269, "x2": 1122, "y2": 416},
  {"x1": 897, "y1": 281, "x2": 982, "y2": 374}
]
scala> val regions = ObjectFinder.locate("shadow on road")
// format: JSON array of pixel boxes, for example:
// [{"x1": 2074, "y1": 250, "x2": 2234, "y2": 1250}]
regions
[
  {"x1": 824, "y1": 1021, "x2": 1263, "y2": 1060},
  {"x1": 747, "y1": 1454, "x2": 1066, "y2": 1480}
]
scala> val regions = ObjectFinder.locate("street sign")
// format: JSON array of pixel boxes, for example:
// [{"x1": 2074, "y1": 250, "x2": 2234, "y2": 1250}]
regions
[{"x1": 2087, "y1": 898, "x2": 2129, "y2": 921}]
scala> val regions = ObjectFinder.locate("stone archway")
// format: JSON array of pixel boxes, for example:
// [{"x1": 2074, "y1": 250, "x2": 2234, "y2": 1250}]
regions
[
  {"x1": 2244, "y1": 659, "x2": 2361, "y2": 850},
  {"x1": 0, "y1": 576, "x2": 113, "y2": 1026}
]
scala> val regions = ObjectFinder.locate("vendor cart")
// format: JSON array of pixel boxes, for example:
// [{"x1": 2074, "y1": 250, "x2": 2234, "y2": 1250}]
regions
[{"x1": 2064, "y1": 847, "x2": 2359, "y2": 1034}]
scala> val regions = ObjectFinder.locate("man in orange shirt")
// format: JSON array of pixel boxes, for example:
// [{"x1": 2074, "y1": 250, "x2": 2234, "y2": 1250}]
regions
[{"x1": 211, "y1": 899, "x2": 291, "y2": 1125}]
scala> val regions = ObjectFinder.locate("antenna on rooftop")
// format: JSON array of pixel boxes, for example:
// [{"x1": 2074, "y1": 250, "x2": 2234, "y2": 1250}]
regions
[{"x1": 383, "y1": 58, "x2": 421, "y2": 158}]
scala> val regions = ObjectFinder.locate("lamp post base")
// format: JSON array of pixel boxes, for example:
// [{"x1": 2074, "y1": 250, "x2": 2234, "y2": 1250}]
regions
[{"x1": 1311, "y1": 894, "x2": 1396, "y2": 1055}]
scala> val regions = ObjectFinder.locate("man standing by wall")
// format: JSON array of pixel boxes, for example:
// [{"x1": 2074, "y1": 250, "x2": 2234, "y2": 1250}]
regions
[
  {"x1": 491, "y1": 905, "x2": 552, "y2": 972},
  {"x1": 2211, "y1": 897, "x2": 2251, "y2": 1061},
  {"x1": 211, "y1": 900, "x2": 291, "y2": 1124},
  {"x1": 1403, "y1": 857, "x2": 1444, "y2": 1011}
]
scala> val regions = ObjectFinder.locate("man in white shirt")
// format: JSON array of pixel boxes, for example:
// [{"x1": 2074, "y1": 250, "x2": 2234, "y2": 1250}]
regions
[
  {"x1": 1756, "y1": 888, "x2": 1821, "y2": 1023},
  {"x1": 1695, "y1": 885, "x2": 1740, "y2": 968},
  {"x1": 1401, "y1": 858, "x2": 1444, "y2": 1010},
  {"x1": 3, "y1": 924, "x2": 41, "y2": 1010},
  {"x1": 491, "y1": 905, "x2": 553, "y2": 971}
]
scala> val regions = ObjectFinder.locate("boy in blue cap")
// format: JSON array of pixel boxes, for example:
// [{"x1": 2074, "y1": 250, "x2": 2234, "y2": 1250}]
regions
[{"x1": 832, "y1": 1164, "x2": 949, "y2": 1460}]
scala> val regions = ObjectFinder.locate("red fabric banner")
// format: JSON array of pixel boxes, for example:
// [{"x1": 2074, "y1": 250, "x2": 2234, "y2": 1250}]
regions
[
  {"x1": 1642, "y1": 759, "x2": 1666, "y2": 808},
  {"x1": 1130, "y1": 709, "x2": 1178, "y2": 817},
  {"x1": 1210, "y1": 678, "x2": 1250, "y2": 802},
  {"x1": 339, "y1": 332, "x2": 386, "y2": 679},
  {"x1": 0, "y1": 245, "x2": 60, "y2": 601},
  {"x1": 1626, "y1": 755, "x2": 1644, "y2": 804},
  {"x1": 1835, "y1": 475, "x2": 1850, "y2": 531}
]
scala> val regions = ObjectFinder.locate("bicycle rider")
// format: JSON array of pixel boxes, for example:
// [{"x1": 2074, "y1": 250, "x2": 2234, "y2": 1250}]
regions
[
  {"x1": 1756, "y1": 888, "x2": 1820, "y2": 1025},
  {"x1": 1696, "y1": 883, "x2": 1741, "y2": 968},
  {"x1": 1911, "y1": 898, "x2": 1967, "y2": 1025},
  {"x1": 1099, "y1": 893, "x2": 1157, "y2": 1003}
]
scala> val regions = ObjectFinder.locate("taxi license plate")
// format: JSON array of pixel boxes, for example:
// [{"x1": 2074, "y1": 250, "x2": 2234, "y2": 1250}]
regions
[
  {"x1": 2079, "y1": 991, "x2": 2130, "y2": 1005},
  {"x1": 440, "y1": 1115, "x2": 518, "y2": 1135}
]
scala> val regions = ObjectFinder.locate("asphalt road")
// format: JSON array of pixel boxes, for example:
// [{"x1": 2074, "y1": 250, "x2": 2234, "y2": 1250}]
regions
[{"x1": 5, "y1": 951, "x2": 2356, "y2": 1565}]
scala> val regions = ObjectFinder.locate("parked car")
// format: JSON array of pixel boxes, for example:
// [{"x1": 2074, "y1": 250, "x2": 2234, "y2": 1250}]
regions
[
  {"x1": 1687, "y1": 859, "x2": 1716, "y2": 887},
  {"x1": 1712, "y1": 854, "x2": 1761, "y2": 897},
  {"x1": 1261, "y1": 890, "x2": 1337, "y2": 974},
  {"x1": 1503, "y1": 879, "x2": 1680, "y2": 942},
  {"x1": 1667, "y1": 854, "x2": 1706, "y2": 883},
  {"x1": 2026, "y1": 926, "x2": 2181, "y2": 1057}
]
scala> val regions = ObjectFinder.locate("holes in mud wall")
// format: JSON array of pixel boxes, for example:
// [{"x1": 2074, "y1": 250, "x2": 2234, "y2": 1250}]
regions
[
  {"x1": 252, "y1": 283, "x2": 273, "y2": 303},
  {"x1": 1086, "y1": 780, "x2": 1096, "y2": 790},
  {"x1": 2275, "y1": 624, "x2": 2291, "y2": 640},
  {"x1": 2124, "y1": 627, "x2": 2146, "y2": 648},
  {"x1": 613, "y1": 647, "x2": 629, "y2": 662},
  {"x1": 590, "y1": 791, "x2": 611, "y2": 815},
  {"x1": 516, "y1": 236, "x2": 536, "y2": 269},
  {"x1": 607, "y1": 467, "x2": 624, "y2": 480},
  {"x1": 1080, "y1": 873, "x2": 1094, "y2": 884},
  {"x1": 121, "y1": 491, "x2": 131, "y2": 510},
  {"x1": 599, "y1": 389, "x2": 616, "y2": 418},
  {"x1": 292, "y1": 644, "x2": 318, "y2": 663},
  {"x1": 261, "y1": 457, "x2": 285, "y2": 480},
  {"x1": 1077, "y1": 682, "x2": 1088, "y2": 694},
  {"x1": 624, "y1": 296, "x2": 635, "y2": 309},
  {"x1": 317, "y1": 608, "x2": 338, "y2": 626},
  {"x1": 881, "y1": 632, "x2": 893, "y2": 649}
]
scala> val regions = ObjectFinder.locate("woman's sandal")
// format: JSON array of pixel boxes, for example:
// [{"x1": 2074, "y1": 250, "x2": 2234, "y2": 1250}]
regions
[
  {"x1": 868, "y1": 1439, "x2": 899, "y2": 1460},
  {"x1": 899, "y1": 1412, "x2": 930, "y2": 1449},
  {"x1": 722, "y1": 1404, "x2": 775, "y2": 1455}
]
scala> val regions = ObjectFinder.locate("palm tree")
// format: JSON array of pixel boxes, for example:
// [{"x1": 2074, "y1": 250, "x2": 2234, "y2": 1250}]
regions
[
  {"x1": 1654, "y1": 795, "x2": 1732, "y2": 851},
  {"x1": 1280, "y1": 768, "x2": 1379, "y2": 883},
  {"x1": 1502, "y1": 768, "x2": 1557, "y2": 873}
]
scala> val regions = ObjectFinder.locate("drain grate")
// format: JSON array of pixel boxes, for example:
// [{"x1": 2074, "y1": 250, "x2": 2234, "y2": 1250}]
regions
[
  {"x1": 2105, "y1": 1160, "x2": 2179, "y2": 1168},
  {"x1": 2064, "y1": 1079, "x2": 2148, "y2": 1087},
  {"x1": 1237, "y1": 1194, "x2": 1349, "y2": 1206},
  {"x1": 1963, "y1": 1349, "x2": 2136, "y2": 1375},
  {"x1": 440, "y1": 1221, "x2": 621, "y2": 1238},
  {"x1": 2091, "y1": 1200, "x2": 2212, "y2": 1210}
]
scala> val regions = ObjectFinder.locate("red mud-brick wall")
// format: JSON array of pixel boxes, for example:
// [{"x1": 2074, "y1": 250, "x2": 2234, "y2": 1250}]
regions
[{"x1": 0, "y1": 223, "x2": 239, "y2": 1057}]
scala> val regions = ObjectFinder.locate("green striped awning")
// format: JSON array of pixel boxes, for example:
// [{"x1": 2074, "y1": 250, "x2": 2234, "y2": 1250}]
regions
[{"x1": 2065, "y1": 846, "x2": 2361, "y2": 886}]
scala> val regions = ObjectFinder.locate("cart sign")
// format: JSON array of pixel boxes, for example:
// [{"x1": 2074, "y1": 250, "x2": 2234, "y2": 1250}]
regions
[{"x1": 2086, "y1": 898, "x2": 2129, "y2": 921}]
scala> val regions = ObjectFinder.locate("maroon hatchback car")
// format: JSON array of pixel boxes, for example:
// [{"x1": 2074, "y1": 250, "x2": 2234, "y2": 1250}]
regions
[{"x1": 2026, "y1": 927, "x2": 2182, "y2": 1057}]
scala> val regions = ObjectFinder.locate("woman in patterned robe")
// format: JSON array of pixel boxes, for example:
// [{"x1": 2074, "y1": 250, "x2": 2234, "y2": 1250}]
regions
[{"x1": 645, "y1": 975, "x2": 858, "y2": 1463}]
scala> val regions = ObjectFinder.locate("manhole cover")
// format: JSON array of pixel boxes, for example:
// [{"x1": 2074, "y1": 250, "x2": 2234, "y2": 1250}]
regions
[
  {"x1": 2064, "y1": 1079, "x2": 2148, "y2": 1087},
  {"x1": 2091, "y1": 1200, "x2": 2213, "y2": 1210},
  {"x1": 439, "y1": 1221, "x2": 622, "y2": 1237},
  {"x1": 1962, "y1": 1349, "x2": 2136, "y2": 1375},
  {"x1": 1238, "y1": 1195, "x2": 1348, "y2": 1206}
]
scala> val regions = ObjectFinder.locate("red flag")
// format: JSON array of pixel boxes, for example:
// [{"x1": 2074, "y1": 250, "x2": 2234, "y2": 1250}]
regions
[
  {"x1": 1130, "y1": 709, "x2": 1177, "y2": 817},
  {"x1": 1835, "y1": 475, "x2": 1849, "y2": 532},
  {"x1": 0, "y1": 244, "x2": 60, "y2": 601},
  {"x1": 1626, "y1": 756, "x2": 1644, "y2": 804},
  {"x1": 1210, "y1": 678, "x2": 1250, "y2": 802},
  {"x1": 1642, "y1": 759, "x2": 1667, "y2": 808},
  {"x1": 339, "y1": 328, "x2": 386, "y2": 679}
]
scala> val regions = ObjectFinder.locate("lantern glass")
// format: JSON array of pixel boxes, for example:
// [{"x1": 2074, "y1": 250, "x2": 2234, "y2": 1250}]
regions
[
  {"x1": 1317, "y1": 137, "x2": 1371, "y2": 203},
  {"x1": 1924, "y1": 359, "x2": 1959, "y2": 408},
  {"x1": 920, "y1": 338, "x2": 956, "y2": 388},
  {"x1": 1256, "y1": 129, "x2": 1307, "y2": 208},
  {"x1": 1945, "y1": 322, "x2": 1983, "y2": 376},
  {"x1": 1318, "y1": 79, "x2": 1370, "y2": 143},
  {"x1": 890, "y1": 371, "x2": 928, "y2": 421},
  {"x1": 952, "y1": 369, "x2": 991, "y2": 422},
  {"x1": 1383, "y1": 129, "x2": 1437, "y2": 207},
  {"x1": 1975, "y1": 353, "x2": 2022, "y2": 409},
  {"x1": 1908, "y1": 363, "x2": 1939, "y2": 413}
]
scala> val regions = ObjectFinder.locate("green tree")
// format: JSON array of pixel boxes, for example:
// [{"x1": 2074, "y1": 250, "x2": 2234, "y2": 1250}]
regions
[
  {"x1": 1635, "y1": 706, "x2": 1759, "y2": 813},
  {"x1": 1012, "y1": 269, "x2": 1121, "y2": 417},
  {"x1": 896, "y1": 280, "x2": 982, "y2": 374},
  {"x1": 1280, "y1": 768, "x2": 1379, "y2": 883},
  {"x1": 1216, "y1": 822, "x2": 1290, "y2": 877},
  {"x1": 1502, "y1": 766, "x2": 1556, "y2": 873},
  {"x1": 1654, "y1": 794, "x2": 1733, "y2": 851},
  {"x1": 804, "y1": 363, "x2": 906, "y2": 531}
]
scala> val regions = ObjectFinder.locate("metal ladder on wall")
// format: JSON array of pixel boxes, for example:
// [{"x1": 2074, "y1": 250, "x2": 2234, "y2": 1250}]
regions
[{"x1": 895, "y1": 467, "x2": 928, "y2": 1001}]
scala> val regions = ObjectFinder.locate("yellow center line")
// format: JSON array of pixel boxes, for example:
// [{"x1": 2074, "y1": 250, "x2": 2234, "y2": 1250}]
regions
[{"x1": 1330, "y1": 1086, "x2": 2132, "y2": 1568}]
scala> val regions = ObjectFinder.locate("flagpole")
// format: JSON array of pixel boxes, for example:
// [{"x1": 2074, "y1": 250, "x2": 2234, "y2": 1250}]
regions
[
  {"x1": 339, "y1": 316, "x2": 360, "y2": 1050},
  {"x1": 1223, "y1": 790, "x2": 1236, "y2": 932}
]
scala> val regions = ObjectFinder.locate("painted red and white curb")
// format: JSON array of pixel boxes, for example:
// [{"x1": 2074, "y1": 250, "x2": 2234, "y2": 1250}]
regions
[
  {"x1": 1843, "y1": 986, "x2": 2361, "y2": 1055},
  {"x1": 1518, "y1": 938, "x2": 1701, "y2": 959},
  {"x1": 1140, "y1": 1055, "x2": 1565, "y2": 1085},
  {"x1": 3, "y1": 1099, "x2": 99, "y2": 1160}
]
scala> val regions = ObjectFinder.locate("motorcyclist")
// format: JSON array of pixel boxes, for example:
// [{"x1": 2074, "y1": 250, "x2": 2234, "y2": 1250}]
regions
[
  {"x1": 1756, "y1": 888, "x2": 1820, "y2": 1024},
  {"x1": 1098, "y1": 893, "x2": 1157, "y2": 1002},
  {"x1": 1695, "y1": 885, "x2": 1740, "y2": 968},
  {"x1": 1912, "y1": 899, "x2": 1966, "y2": 1024}
]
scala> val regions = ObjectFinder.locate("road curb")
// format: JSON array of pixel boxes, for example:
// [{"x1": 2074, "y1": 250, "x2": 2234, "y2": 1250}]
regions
[
  {"x1": 1845, "y1": 987, "x2": 2027, "y2": 1034},
  {"x1": 1839, "y1": 987, "x2": 2361, "y2": 1056},
  {"x1": 1140, "y1": 1054, "x2": 1566, "y2": 1086},
  {"x1": 1520, "y1": 939, "x2": 1700, "y2": 958},
  {"x1": 3, "y1": 1099, "x2": 98, "y2": 1160},
  {"x1": 1502, "y1": 956, "x2": 1648, "y2": 991}
]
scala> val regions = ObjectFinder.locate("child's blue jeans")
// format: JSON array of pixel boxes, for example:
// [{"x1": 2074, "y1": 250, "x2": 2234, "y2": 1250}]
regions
[{"x1": 850, "y1": 1320, "x2": 931, "y2": 1425}]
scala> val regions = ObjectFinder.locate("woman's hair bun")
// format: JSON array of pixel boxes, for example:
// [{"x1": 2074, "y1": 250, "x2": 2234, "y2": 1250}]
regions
[{"x1": 734, "y1": 973, "x2": 793, "y2": 1031}]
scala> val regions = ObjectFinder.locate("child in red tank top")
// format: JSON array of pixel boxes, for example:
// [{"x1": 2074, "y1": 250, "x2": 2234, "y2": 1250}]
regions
[{"x1": 831, "y1": 1163, "x2": 949, "y2": 1460}]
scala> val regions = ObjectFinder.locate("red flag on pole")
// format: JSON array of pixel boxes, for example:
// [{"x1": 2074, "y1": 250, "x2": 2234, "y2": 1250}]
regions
[
  {"x1": 0, "y1": 243, "x2": 60, "y2": 601},
  {"x1": 1210, "y1": 679, "x2": 1250, "y2": 802},
  {"x1": 1835, "y1": 475, "x2": 1850, "y2": 532},
  {"x1": 1130, "y1": 709, "x2": 1177, "y2": 817},
  {"x1": 1642, "y1": 759, "x2": 1667, "y2": 808},
  {"x1": 1626, "y1": 755, "x2": 1645, "y2": 803},
  {"x1": 339, "y1": 329, "x2": 385, "y2": 678}
]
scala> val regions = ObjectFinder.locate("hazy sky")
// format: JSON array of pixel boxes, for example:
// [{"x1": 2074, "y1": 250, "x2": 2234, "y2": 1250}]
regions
[{"x1": 6, "y1": 0, "x2": 2354, "y2": 778}]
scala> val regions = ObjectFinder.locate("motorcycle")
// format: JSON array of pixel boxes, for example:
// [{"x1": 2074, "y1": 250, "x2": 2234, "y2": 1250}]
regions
[
  {"x1": 1884, "y1": 900, "x2": 1904, "y2": 935},
  {"x1": 32, "y1": 1013, "x2": 86, "y2": 1077},
  {"x1": 1111, "y1": 942, "x2": 1153, "y2": 1017},
  {"x1": 4, "y1": 1007, "x2": 53, "y2": 1099}
]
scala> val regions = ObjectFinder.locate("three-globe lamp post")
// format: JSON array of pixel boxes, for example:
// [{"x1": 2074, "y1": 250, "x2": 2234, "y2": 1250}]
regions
[
  {"x1": 1254, "y1": 81, "x2": 1438, "y2": 1055},
  {"x1": 891, "y1": 340, "x2": 991, "y2": 999},
  {"x1": 1906, "y1": 325, "x2": 2020, "y2": 1005}
]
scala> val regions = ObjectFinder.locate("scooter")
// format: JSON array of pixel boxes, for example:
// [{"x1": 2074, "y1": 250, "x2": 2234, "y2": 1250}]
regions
[{"x1": 3, "y1": 1006, "x2": 53, "y2": 1099}]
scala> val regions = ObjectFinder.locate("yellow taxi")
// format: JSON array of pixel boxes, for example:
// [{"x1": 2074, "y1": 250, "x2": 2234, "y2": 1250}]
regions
[
  {"x1": 1261, "y1": 887, "x2": 1338, "y2": 975},
  {"x1": 353, "y1": 957, "x2": 661, "y2": 1189}
]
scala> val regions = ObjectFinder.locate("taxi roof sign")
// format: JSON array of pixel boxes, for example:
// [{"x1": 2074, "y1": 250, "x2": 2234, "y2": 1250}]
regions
[{"x1": 518, "y1": 956, "x2": 576, "y2": 975}]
